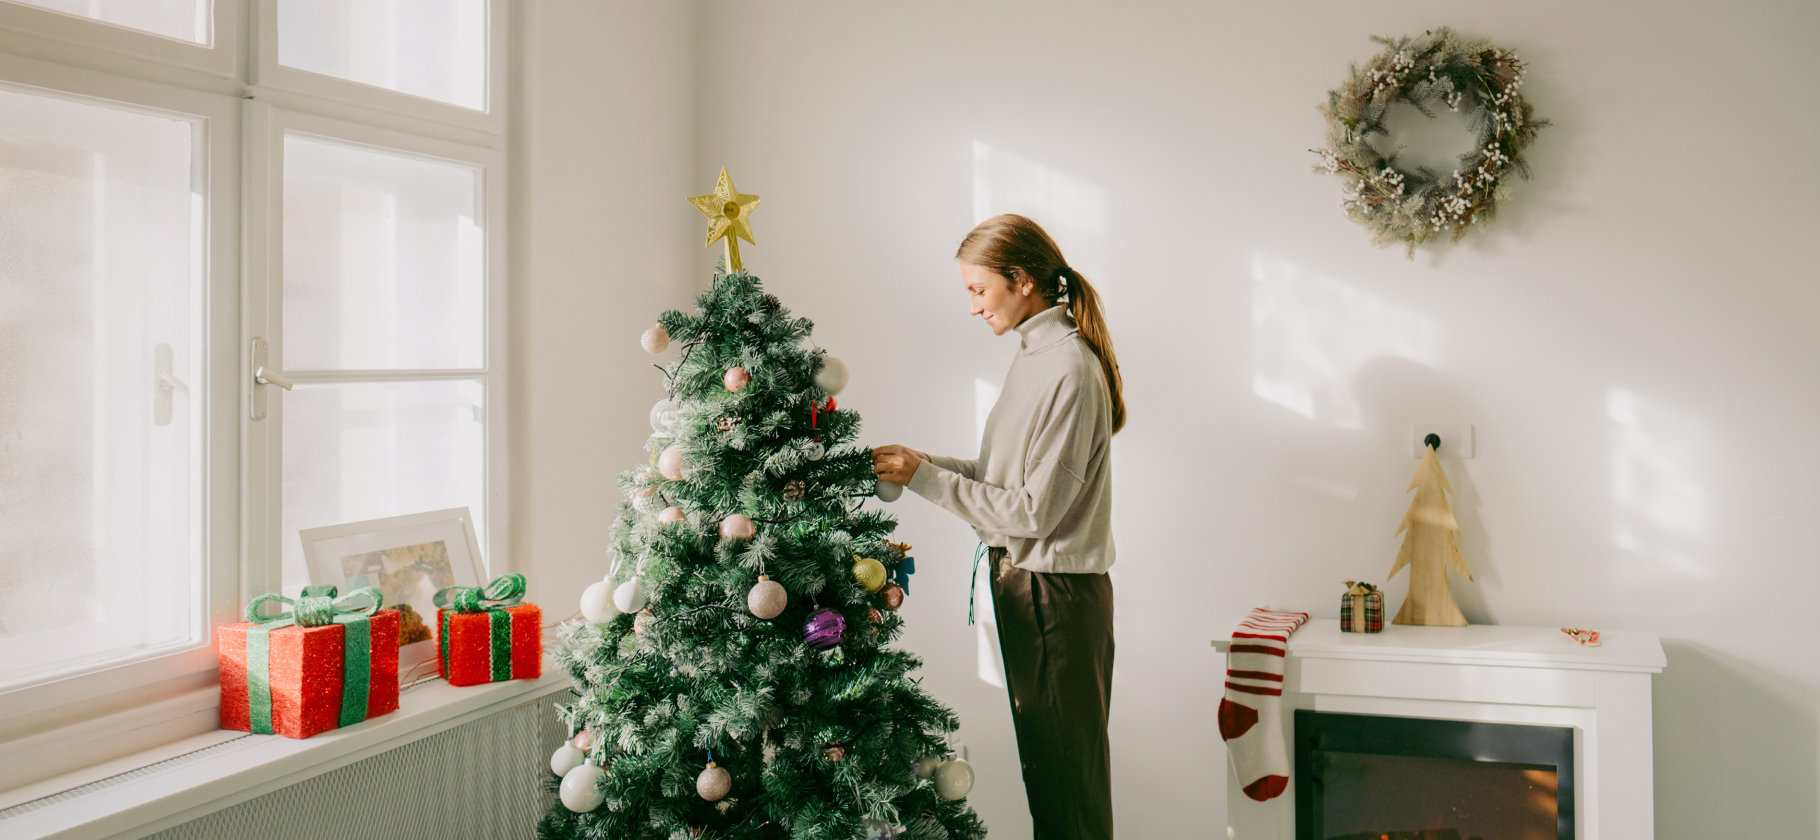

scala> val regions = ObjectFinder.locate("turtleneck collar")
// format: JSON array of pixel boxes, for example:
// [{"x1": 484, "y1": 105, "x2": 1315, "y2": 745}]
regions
[{"x1": 1014, "y1": 304, "x2": 1075, "y2": 353}]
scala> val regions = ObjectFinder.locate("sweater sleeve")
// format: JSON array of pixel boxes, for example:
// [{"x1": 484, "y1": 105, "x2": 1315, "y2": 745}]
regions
[
  {"x1": 905, "y1": 379, "x2": 1093, "y2": 540},
  {"x1": 924, "y1": 453, "x2": 978, "y2": 480}
]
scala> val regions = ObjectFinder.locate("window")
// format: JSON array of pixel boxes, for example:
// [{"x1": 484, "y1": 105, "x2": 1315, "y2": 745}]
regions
[
  {"x1": 2, "y1": 0, "x2": 210, "y2": 44},
  {"x1": 270, "y1": 129, "x2": 499, "y2": 590},
  {"x1": 0, "y1": 0, "x2": 508, "y2": 793},
  {"x1": 276, "y1": 0, "x2": 487, "y2": 110},
  {"x1": 0, "y1": 83, "x2": 205, "y2": 691}
]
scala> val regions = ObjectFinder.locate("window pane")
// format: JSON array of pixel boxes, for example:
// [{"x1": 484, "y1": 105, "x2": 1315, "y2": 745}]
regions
[
  {"x1": 0, "y1": 86, "x2": 202, "y2": 689},
  {"x1": 283, "y1": 135, "x2": 484, "y2": 371},
  {"x1": 277, "y1": 0, "x2": 487, "y2": 111},
  {"x1": 5, "y1": 0, "x2": 210, "y2": 45},
  {"x1": 281, "y1": 380, "x2": 486, "y2": 591}
]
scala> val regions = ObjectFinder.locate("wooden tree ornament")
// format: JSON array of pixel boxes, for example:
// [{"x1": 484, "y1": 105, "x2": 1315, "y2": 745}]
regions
[{"x1": 1387, "y1": 441, "x2": 1474, "y2": 626}]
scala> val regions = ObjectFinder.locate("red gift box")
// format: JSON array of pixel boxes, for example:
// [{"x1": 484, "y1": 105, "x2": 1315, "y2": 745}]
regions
[
  {"x1": 436, "y1": 603, "x2": 542, "y2": 686},
  {"x1": 219, "y1": 587, "x2": 400, "y2": 739}
]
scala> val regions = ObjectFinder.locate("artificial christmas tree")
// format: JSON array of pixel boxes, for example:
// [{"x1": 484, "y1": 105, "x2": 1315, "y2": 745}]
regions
[{"x1": 537, "y1": 172, "x2": 985, "y2": 840}]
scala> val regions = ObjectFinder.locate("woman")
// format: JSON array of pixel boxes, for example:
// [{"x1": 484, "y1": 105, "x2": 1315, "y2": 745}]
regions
[{"x1": 873, "y1": 214, "x2": 1123, "y2": 840}]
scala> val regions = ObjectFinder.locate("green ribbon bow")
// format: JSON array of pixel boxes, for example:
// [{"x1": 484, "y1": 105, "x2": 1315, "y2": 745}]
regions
[
  {"x1": 243, "y1": 584, "x2": 385, "y2": 734},
  {"x1": 433, "y1": 574, "x2": 528, "y2": 683}
]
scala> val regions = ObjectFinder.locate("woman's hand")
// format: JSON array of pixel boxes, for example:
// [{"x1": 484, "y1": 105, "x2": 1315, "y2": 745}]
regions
[{"x1": 872, "y1": 445, "x2": 928, "y2": 484}]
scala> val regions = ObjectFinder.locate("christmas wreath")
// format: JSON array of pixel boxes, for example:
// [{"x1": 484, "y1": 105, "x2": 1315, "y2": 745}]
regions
[{"x1": 1314, "y1": 28, "x2": 1548, "y2": 256}]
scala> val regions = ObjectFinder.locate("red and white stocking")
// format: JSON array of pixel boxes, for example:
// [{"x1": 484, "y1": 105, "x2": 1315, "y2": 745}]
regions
[{"x1": 1219, "y1": 607, "x2": 1308, "y2": 802}]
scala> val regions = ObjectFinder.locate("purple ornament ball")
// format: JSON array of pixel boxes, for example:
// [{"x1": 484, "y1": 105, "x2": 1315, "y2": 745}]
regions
[{"x1": 803, "y1": 608, "x2": 846, "y2": 650}]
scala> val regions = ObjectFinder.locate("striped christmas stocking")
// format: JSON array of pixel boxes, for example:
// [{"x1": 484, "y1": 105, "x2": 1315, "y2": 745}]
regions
[{"x1": 1219, "y1": 607, "x2": 1308, "y2": 802}]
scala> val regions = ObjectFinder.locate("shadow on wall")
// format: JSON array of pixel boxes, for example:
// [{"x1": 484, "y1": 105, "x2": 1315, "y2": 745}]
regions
[
  {"x1": 1352, "y1": 355, "x2": 1499, "y2": 626},
  {"x1": 1653, "y1": 642, "x2": 1819, "y2": 838}
]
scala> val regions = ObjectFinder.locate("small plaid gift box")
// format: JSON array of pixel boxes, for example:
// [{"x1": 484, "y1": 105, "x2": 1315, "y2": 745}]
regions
[
  {"x1": 1340, "y1": 580, "x2": 1383, "y2": 633},
  {"x1": 434, "y1": 573, "x2": 542, "y2": 687},
  {"x1": 219, "y1": 585, "x2": 401, "y2": 739}
]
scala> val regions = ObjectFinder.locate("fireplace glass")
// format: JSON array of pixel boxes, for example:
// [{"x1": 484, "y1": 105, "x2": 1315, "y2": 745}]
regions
[{"x1": 1296, "y1": 711, "x2": 1574, "y2": 840}]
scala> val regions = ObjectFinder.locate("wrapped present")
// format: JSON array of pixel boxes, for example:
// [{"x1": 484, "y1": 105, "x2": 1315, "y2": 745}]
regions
[
  {"x1": 1340, "y1": 580, "x2": 1383, "y2": 633},
  {"x1": 435, "y1": 574, "x2": 542, "y2": 687},
  {"x1": 219, "y1": 585, "x2": 401, "y2": 739}
]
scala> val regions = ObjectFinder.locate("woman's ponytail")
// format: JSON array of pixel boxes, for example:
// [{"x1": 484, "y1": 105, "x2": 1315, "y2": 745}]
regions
[
  {"x1": 1060, "y1": 269, "x2": 1125, "y2": 433},
  {"x1": 956, "y1": 215, "x2": 1127, "y2": 434}
]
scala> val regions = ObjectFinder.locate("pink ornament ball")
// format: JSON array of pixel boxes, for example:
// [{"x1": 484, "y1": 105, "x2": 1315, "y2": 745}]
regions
[
  {"x1": 720, "y1": 514, "x2": 756, "y2": 540},
  {"x1": 573, "y1": 730, "x2": 595, "y2": 751},
  {"x1": 803, "y1": 608, "x2": 846, "y2": 650},
  {"x1": 723, "y1": 366, "x2": 750, "y2": 392},
  {"x1": 658, "y1": 507, "x2": 685, "y2": 524},
  {"x1": 658, "y1": 445, "x2": 685, "y2": 481}
]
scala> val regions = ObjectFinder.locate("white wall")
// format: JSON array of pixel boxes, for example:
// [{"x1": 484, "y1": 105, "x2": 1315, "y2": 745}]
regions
[
  {"x1": 678, "y1": 1, "x2": 1820, "y2": 837},
  {"x1": 510, "y1": 0, "x2": 698, "y2": 614}
]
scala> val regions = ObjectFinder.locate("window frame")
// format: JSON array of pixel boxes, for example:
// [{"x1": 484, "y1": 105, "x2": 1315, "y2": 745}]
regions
[
  {"x1": 248, "y1": 0, "x2": 504, "y2": 137},
  {"x1": 241, "y1": 102, "x2": 511, "y2": 596},
  {"x1": 0, "y1": 47, "x2": 242, "y2": 764}
]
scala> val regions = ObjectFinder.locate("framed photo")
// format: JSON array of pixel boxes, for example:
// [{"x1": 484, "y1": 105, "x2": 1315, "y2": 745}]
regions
[{"x1": 299, "y1": 508, "x2": 487, "y2": 664}]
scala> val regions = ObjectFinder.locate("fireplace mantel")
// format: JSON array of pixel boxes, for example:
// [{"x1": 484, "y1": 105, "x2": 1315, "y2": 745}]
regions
[{"x1": 1213, "y1": 620, "x2": 1665, "y2": 840}]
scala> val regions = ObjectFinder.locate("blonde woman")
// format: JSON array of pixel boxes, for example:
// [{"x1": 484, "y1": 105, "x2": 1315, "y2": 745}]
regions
[{"x1": 874, "y1": 214, "x2": 1122, "y2": 839}]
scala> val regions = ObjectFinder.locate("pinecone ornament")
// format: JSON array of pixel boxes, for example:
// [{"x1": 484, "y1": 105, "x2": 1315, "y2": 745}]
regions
[
  {"x1": 718, "y1": 416, "x2": 738, "y2": 432},
  {"x1": 783, "y1": 480, "x2": 806, "y2": 502}
]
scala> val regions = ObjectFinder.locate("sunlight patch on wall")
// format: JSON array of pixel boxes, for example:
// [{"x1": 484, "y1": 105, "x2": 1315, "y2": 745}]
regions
[
  {"x1": 1608, "y1": 388, "x2": 1709, "y2": 578},
  {"x1": 1250, "y1": 252, "x2": 1439, "y2": 429},
  {"x1": 971, "y1": 141, "x2": 1105, "y2": 277}
]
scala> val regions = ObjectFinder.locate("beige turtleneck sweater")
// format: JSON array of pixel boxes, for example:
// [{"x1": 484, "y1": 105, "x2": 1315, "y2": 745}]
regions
[{"x1": 906, "y1": 305, "x2": 1116, "y2": 574}]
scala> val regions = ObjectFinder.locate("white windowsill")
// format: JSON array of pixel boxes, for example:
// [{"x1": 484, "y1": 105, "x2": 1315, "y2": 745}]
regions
[{"x1": 1, "y1": 667, "x2": 571, "y2": 840}]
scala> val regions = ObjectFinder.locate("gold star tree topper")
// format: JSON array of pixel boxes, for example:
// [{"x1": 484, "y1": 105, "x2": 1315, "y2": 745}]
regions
[{"x1": 687, "y1": 168, "x2": 760, "y2": 273}]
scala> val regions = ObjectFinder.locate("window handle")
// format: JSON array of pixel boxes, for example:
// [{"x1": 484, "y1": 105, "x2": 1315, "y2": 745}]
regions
[
  {"x1": 255, "y1": 367, "x2": 293, "y2": 390},
  {"x1": 154, "y1": 343, "x2": 188, "y2": 426},
  {"x1": 249, "y1": 337, "x2": 292, "y2": 421}
]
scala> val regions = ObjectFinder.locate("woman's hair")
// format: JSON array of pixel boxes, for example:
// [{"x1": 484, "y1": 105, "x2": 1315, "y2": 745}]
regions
[{"x1": 956, "y1": 214, "x2": 1126, "y2": 433}]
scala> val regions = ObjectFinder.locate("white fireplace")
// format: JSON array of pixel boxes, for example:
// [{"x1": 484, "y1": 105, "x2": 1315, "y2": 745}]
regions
[{"x1": 1213, "y1": 620, "x2": 1665, "y2": 840}]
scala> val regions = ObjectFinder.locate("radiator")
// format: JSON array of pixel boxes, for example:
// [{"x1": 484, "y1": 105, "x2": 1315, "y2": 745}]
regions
[{"x1": 147, "y1": 691, "x2": 571, "y2": 840}]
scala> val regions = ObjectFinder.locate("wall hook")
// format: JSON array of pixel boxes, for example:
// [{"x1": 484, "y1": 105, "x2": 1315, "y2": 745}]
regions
[{"x1": 1424, "y1": 433, "x2": 1442, "y2": 451}]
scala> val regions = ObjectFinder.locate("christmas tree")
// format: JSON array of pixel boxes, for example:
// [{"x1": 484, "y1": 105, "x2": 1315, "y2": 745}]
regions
[
  {"x1": 539, "y1": 171, "x2": 986, "y2": 840},
  {"x1": 1386, "y1": 443, "x2": 1474, "y2": 626}
]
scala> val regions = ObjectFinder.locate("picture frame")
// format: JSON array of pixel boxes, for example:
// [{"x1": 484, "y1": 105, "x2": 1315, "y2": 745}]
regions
[{"x1": 299, "y1": 507, "x2": 487, "y2": 673}]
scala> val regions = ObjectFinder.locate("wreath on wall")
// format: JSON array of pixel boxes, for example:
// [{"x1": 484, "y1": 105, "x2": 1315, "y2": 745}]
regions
[{"x1": 1314, "y1": 27, "x2": 1548, "y2": 256}]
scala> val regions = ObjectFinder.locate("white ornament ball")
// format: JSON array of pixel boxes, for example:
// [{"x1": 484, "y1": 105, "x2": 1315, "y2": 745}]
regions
[
  {"x1": 580, "y1": 579, "x2": 621, "y2": 623},
  {"x1": 748, "y1": 575, "x2": 787, "y2": 619},
  {"x1": 632, "y1": 486, "x2": 660, "y2": 514},
  {"x1": 613, "y1": 578, "x2": 648, "y2": 613},
  {"x1": 658, "y1": 445, "x2": 685, "y2": 480},
  {"x1": 935, "y1": 757, "x2": 975, "y2": 800},
  {"x1": 863, "y1": 818, "x2": 898, "y2": 840},
  {"x1": 658, "y1": 506, "x2": 685, "y2": 524},
  {"x1": 876, "y1": 480, "x2": 903, "y2": 502},
  {"x1": 641, "y1": 324, "x2": 669, "y2": 354},
  {"x1": 551, "y1": 740, "x2": 586, "y2": 776},
  {"x1": 559, "y1": 762, "x2": 607, "y2": 812},
  {"x1": 800, "y1": 440, "x2": 826, "y2": 461},
  {"x1": 815, "y1": 356, "x2": 850, "y2": 396},
  {"x1": 649, "y1": 398, "x2": 680, "y2": 435},
  {"x1": 696, "y1": 762, "x2": 732, "y2": 801},
  {"x1": 913, "y1": 755, "x2": 941, "y2": 779}
]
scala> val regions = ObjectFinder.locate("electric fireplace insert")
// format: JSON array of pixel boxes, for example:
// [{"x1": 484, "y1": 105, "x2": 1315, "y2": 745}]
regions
[{"x1": 1295, "y1": 711, "x2": 1574, "y2": 840}]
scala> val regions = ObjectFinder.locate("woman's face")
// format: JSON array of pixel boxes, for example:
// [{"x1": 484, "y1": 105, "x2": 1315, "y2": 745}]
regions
[{"x1": 961, "y1": 262, "x2": 1044, "y2": 336}]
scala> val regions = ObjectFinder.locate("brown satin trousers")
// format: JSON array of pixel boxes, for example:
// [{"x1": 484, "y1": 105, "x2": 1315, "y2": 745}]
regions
[{"x1": 988, "y1": 547, "x2": 1116, "y2": 840}]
